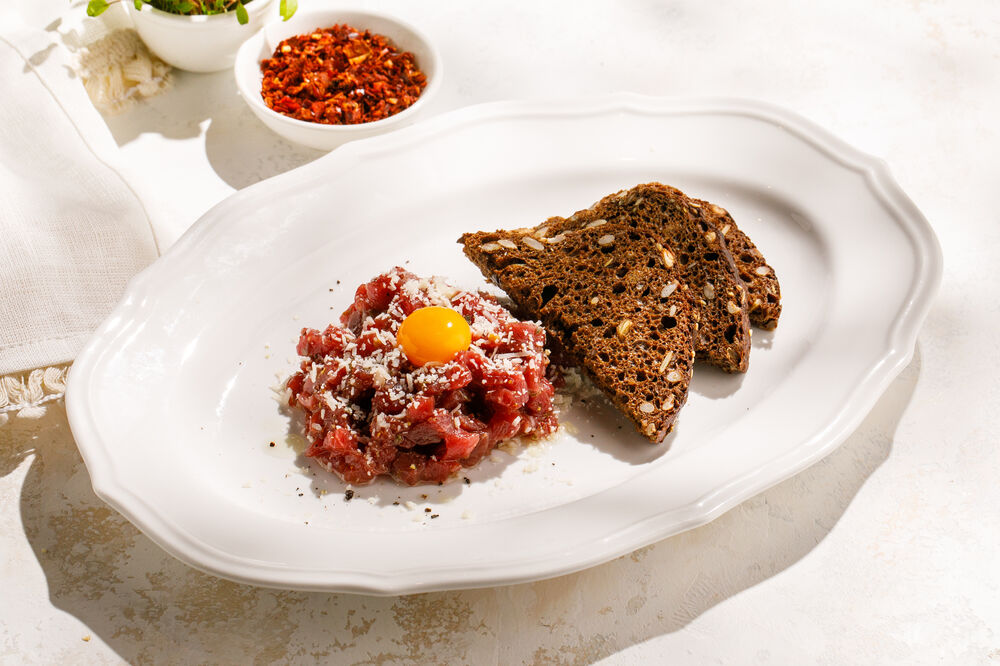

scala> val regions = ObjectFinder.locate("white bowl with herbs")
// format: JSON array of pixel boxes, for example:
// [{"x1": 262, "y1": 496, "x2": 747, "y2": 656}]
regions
[{"x1": 87, "y1": 0, "x2": 298, "y2": 72}]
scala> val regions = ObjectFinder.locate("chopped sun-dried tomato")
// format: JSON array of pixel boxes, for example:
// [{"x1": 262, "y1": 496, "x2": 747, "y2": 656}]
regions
[{"x1": 260, "y1": 24, "x2": 427, "y2": 125}]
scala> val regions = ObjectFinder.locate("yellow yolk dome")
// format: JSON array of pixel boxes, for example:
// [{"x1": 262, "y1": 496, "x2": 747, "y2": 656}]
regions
[{"x1": 397, "y1": 306, "x2": 472, "y2": 366}]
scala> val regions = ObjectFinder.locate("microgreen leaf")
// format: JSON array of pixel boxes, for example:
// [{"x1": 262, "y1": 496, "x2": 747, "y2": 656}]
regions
[
  {"x1": 86, "y1": 0, "x2": 111, "y2": 16},
  {"x1": 280, "y1": 0, "x2": 297, "y2": 21},
  {"x1": 89, "y1": 0, "x2": 258, "y2": 22}
]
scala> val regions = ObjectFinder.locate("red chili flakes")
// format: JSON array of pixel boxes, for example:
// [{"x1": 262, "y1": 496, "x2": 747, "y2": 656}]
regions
[{"x1": 260, "y1": 24, "x2": 428, "y2": 125}]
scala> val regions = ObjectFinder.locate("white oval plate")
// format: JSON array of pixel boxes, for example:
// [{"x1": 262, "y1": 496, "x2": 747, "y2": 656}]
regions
[{"x1": 67, "y1": 96, "x2": 941, "y2": 595}]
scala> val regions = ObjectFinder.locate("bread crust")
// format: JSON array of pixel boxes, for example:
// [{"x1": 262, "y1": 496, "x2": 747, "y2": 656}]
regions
[{"x1": 692, "y1": 199, "x2": 782, "y2": 330}]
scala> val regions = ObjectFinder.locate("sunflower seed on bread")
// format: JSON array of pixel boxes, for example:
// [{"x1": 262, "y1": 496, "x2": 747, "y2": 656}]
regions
[{"x1": 460, "y1": 217, "x2": 698, "y2": 442}]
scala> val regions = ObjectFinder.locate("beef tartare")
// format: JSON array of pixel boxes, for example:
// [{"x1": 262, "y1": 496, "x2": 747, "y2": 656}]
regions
[{"x1": 286, "y1": 267, "x2": 558, "y2": 485}]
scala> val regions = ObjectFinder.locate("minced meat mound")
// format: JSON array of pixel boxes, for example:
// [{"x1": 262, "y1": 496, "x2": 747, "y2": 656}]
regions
[{"x1": 286, "y1": 267, "x2": 558, "y2": 485}]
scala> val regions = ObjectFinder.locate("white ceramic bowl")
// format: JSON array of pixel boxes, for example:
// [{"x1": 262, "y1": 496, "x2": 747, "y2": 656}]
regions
[
  {"x1": 234, "y1": 8, "x2": 442, "y2": 151},
  {"x1": 128, "y1": 0, "x2": 275, "y2": 73}
]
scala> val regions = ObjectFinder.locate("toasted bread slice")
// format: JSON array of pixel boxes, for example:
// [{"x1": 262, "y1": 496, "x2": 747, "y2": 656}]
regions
[
  {"x1": 460, "y1": 219, "x2": 698, "y2": 442},
  {"x1": 548, "y1": 183, "x2": 751, "y2": 373},
  {"x1": 692, "y1": 199, "x2": 782, "y2": 330}
]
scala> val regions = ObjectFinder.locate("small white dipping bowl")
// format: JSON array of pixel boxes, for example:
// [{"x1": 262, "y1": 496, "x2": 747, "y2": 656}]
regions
[
  {"x1": 128, "y1": 0, "x2": 275, "y2": 73},
  {"x1": 234, "y1": 8, "x2": 442, "y2": 151}
]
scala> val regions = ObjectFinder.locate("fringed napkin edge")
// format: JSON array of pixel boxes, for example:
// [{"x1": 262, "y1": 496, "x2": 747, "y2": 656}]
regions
[{"x1": 0, "y1": 365, "x2": 70, "y2": 425}]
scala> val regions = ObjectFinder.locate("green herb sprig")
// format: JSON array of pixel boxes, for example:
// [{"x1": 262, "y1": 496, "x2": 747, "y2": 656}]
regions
[{"x1": 87, "y1": 0, "x2": 297, "y2": 25}]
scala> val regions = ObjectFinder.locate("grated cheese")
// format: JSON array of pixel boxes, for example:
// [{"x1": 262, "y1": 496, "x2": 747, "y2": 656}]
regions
[{"x1": 286, "y1": 267, "x2": 559, "y2": 485}]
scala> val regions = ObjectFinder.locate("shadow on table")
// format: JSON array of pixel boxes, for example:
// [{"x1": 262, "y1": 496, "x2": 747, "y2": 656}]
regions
[
  {"x1": 101, "y1": 69, "x2": 323, "y2": 190},
  {"x1": 7, "y1": 349, "x2": 919, "y2": 664}
]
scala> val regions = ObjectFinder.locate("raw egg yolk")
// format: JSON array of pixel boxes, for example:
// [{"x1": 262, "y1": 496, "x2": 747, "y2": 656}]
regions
[{"x1": 397, "y1": 306, "x2": 472, "y2": 366}]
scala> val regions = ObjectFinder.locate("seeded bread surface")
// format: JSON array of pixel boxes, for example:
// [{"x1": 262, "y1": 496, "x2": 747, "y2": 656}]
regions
[
  {"x1": 694, "y1": 199, "x2": 782, "y2": 330},
  {"x1": 551, "y1": 184, "x2": 751, "y2": 373},
  {"x1": 460, "y1": 219, "x2": 698, "y2": 442}
]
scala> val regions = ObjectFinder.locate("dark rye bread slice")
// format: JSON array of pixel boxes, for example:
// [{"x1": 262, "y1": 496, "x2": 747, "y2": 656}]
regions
[
  {"x1": 693, "y1": 198, "x2": 782, "y2": 330},
  {"x1": 460, "y1": 220, "x2": 698, "y2": 442},
  {"x1": 550, "y1": 183, "x2": 751, "y2": 373}
]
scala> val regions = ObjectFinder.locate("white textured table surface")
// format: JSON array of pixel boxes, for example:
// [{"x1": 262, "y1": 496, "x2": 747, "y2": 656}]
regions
[{"x1": 2, "y1": 1, "x2": 999, "y2": 663}]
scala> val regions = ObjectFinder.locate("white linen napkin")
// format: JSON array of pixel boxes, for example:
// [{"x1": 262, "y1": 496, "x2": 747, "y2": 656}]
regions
[{"x1": 0, "y1": 22, "x2": 159, "y2": 421}]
